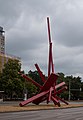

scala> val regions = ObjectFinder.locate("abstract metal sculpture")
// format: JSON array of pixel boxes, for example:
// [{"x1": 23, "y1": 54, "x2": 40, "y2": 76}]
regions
[{"x1": 19, "y1": 17, "x2": 68, "y2": 107}]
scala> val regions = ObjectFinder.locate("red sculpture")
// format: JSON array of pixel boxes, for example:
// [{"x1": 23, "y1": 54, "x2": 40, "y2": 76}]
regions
[{"x1": 19, "y1": 17, "x2": 68, "y2": 107}]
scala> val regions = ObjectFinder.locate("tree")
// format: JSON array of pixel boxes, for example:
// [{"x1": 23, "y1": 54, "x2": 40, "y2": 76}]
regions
[
  {"x1": 57, "y1": 72, "x2": 65, "y2": 84},
  {"x1": 65, "y1": 75, "x2": 82, "y2": 100},
  {"x1": 56, "y1": 73, "x2": 82, "y2": 100},
  {"x1": 1, "y1": 59, "x2": 24, "y2": 99},
  {"x1": 0, "y1": 60, "x2": 83, "y2": 101},
  {"x1": 28, "y1": 70, "x2": 44, "y2": 85},
  {"x1": 24, "y1": 81, "x2": 37, "y2": 98},
  {"x1": 71, "y1": 76, "x2": 81, "y2": 100}
]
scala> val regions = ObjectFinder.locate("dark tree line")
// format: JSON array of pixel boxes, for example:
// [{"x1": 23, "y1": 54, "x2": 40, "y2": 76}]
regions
[
  {"x1": 0, "y1": 59, "x2": 83, "y2": 100},
  {"x1": 57, "y1": 73, "x2": 82, "y2": 100}
]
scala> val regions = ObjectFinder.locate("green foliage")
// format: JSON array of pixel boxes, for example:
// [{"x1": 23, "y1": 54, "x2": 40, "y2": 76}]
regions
[
  {"x1": 57, "y1": 73, "x2": 82, "y2": 100},
  {"x1": 57, "y1": 73, "x2": 65, "y2": 84},
  {"x1": 28, "y1": 70, "x2": 44, "y2": 85},
  {"x1": 0, "y1": 59, "x2": 24, "y2": 99},
  {"x1": 0, "y1": 59, "x2": 38, "y2": 99},
  {"x1": 0, "y1": 59, "x2": 83, "y2": 100},
  {"x1": 60, "y1": 91, "x2": 69, "y2": 100},
  {"x1": 24, "y1": 81, "x2": 37, "y2": 97}
]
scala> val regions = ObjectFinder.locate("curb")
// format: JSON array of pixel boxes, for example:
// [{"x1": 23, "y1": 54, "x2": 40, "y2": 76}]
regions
[{"x1": 0, "y1": 104, "x2": 83, "y2": 113}]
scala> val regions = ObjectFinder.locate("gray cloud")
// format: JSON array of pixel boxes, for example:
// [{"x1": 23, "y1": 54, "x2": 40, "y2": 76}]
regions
[{"x1": 0, "y1": 0, "x2": 83, "y2": 79}]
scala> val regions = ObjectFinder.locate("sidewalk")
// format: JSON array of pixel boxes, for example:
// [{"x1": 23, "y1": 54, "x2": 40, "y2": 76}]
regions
[{"x1": 0, "y1": 101, "x2": 83, "y2": 112}]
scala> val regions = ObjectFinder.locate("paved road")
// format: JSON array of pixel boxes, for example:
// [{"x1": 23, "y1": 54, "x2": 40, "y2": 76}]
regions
[
  {"x1": 0, "y1": 100, "x2": 83, "y2": 106},
  {"x1": 0, "y1": 107, "x2": 83, "y2": 120}
]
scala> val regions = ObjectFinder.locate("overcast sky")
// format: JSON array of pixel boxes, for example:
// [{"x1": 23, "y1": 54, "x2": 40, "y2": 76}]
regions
[{"x1": 0, "y1": 0, "x2": 83, "y2": 79}]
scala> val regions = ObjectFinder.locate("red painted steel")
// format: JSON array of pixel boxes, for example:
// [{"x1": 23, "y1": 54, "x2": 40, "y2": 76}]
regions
[
  {"x1": 55, "y1": 96, "x2": 68, "y2": 105},
  {"x1": 32, "y1": 73, "x2": 58, "y2": 105},
  {"x1": 19, "y1": 17, "x2": 68, "y2": 107},
  {"x1": 48, "y1": 42, "x2": 52, "y2": 76},
  {"x1": 19, "y1": 90, "x2": 49, "y2": 107},
  {"x1": 35, "y1": 63, "x2": 46, "y2": 82},
  {"x1": 54, "y1": 86, "x2": 67, "y2": 95},
  {"x1": 47, "y1": 87, "x2": 53, "y2": 103},
  {"x1": 32, "y1": 82, "x2": 66, "y2": 105},
  {"x1": 47, "y1": 18, "x2": 54, "y2": 91},
  {"x1": 51, "y1": 96, "x2": 60, "y2": 106},
  {"x1": 40, "y1": 73, "x2": 58, "y2": 92},
  {"x1": 47, "y1": 17, "x2": 51, "y2": 43},
  {"x1": 55, "y1": 81, "x2": 66, "y2": 89},
  {"x1": 47, "y1": 17, "x2": 54, "y2": 76},
  {"x1": 19, "y1": 72, "x2": 42, "y2": 89}
]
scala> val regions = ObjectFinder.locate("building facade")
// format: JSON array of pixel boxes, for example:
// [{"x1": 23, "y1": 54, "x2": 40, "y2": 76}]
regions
[
  {"x1": 0, "y1": 26, "x2": 5, "y2": 54},
  {"x1": 0, "y1": 26, "x2": 21, "y2": 72},
  {"x1": 0, "y1": 53, "x2": 20, "y2": 72}
]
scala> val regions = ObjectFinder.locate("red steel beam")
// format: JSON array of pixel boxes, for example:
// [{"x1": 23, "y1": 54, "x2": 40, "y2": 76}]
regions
[
  {"x1": 35, "y1": 63, "x2": 46, "y2": 83},
  {"x1": 55, "y1": 96, "x2": 68, "y2": 105},
  {"x1": 33, "y1": 81, "x2": 66, "y2": 105},
  {"x1": 54, "y1": 86, "x2": 67, "y2": 95},
  {"x1": 51, "y1": 96, "x2": 60, "y2": 106},
  {"x1": 19, "y1": 90, "x2": 49, "y2": 107},
  {"x1": 47, "y1": 17, "x2": 54, "y2": 76},
  {"x1": 50, "y1": 42, "x2": 54, "y2": 73},
  {"x1": 40, "y1": 73, "x2": 58, "y2": 92},
  {"x1": 47, "y1": 17, "x2": 52, "y2": 76},
  {"x1": 19, "y1": 72, "x2": 42, "y2": 89},
  {"x1": 55, "y1": 81, "x2": 66, "y2": 89},
  {"x1": 47, "y1": 87, "x2": 53, "y2": 103},
  {"x1": 18, "y1": 17, "x2": 68, "y2": 107},
  {"x1": 48, "y1": 42, "x2": 51, "y2": 76},
  {"x1": 47, "y1": 17, "x2": 51, "y2": 43},
  {"x1": 32, "y1": 73, "x2": 59, "y2": 105}
]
